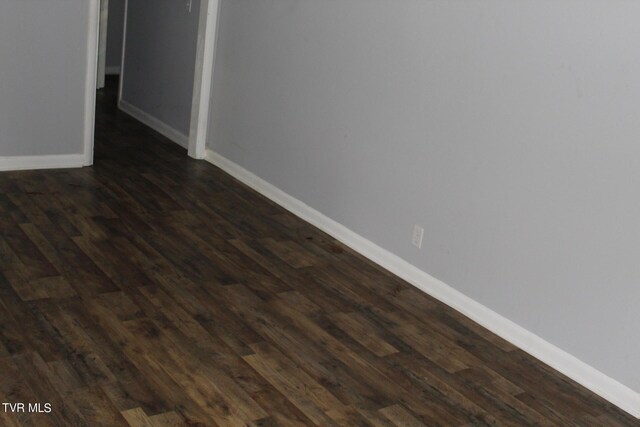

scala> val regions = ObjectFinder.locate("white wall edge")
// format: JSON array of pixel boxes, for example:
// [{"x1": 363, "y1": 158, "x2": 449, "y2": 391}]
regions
[
  {"x1": 204, "y1": 149, "x2": 640, "y2": 419},
  {"x1": 83, "y1": 0, "x2": 100, "y2": 167},
  {"x1": 0, "y1": 155, "x2": 86, "y2": 172},
  {"x1": 118, "y1": 99, "x2": 189, "y2": 149},
  {"x1": 105, "y1": 66, "x2": 121, "y2": 75}
]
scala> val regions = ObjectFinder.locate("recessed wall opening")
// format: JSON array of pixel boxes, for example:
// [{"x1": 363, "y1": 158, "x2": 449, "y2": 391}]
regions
[{"x1": 92, "y1": 0, "x2": 219, "y2": 164}]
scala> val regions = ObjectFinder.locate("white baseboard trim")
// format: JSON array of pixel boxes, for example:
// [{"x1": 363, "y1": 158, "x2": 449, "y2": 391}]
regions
[
  {"x1": 105, "y1": 66, "x2": 121, "y2": 75},
  {"x1": 0, "y1": 154, "x2": 86, "y2": 172},
  {"x1": 118, "y1": 100, "x2": 188, "y2": 149},
  {"x1": 204, "y1": 149, "x2": 640, "y2": 419}
]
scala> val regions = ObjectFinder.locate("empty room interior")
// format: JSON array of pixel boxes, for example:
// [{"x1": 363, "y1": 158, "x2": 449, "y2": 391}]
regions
[{"x1": 0, "y1": 0, "x2": 639, "y2": 425}]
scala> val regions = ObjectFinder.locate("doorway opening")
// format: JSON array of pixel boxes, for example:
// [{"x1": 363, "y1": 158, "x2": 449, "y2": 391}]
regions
[{"x1": 89, "y1": 0, "x2": 219, "y2": 164}]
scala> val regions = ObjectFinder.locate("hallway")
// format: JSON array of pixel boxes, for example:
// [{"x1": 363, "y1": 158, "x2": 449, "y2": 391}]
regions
[{"x1": 0, "y1": 78, "x2": 636, "y2": 425}]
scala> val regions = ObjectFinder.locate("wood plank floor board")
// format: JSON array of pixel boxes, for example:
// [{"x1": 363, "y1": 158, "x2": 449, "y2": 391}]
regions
[{"x1": 0, "y1": 76, "x2": 637, "y2": 425}]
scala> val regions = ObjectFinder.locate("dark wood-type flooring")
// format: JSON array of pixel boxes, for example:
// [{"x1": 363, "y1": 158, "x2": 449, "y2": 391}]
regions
[{"x1": 0, "y1": 77, "x2": 637, "y2": 426}]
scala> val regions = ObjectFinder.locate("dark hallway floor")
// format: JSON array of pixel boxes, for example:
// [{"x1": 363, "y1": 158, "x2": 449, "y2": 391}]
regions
[{"x1": 0, "y1": 77, "x2": 637, "y2": 426}]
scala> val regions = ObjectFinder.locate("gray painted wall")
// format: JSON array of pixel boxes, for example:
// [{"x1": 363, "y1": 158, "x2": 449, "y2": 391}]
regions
[
  {"x1": 121, "y1": 0, "x2": 201, "y2": 136},
  {"x1": 208, "y1": 0, "x2": 640, "y2": 391},
  {"x1": 0, "y1": 0, "x2": 92, "y2": 157},
  {"x1": 106, "y1": 0, "x2": 126, "y2": 71}
]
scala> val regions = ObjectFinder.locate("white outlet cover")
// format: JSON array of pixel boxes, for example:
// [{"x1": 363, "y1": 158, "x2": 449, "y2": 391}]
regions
[{"x1": 412, "y1": 225, "x2": 424, "y2": 248}]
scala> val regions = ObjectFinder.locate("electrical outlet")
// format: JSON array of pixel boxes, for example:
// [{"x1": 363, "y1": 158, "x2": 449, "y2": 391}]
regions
[{"x1": 412, "y1": 225, "x2": 424, "y2": 249}]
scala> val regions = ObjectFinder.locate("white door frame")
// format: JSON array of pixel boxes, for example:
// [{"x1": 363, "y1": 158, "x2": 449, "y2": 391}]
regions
[
  {"x1": 118, "y1": 0, "x2": 128, "y2": 104},
  {"x1": 188, "y1": 0, "x2": 221, "y2": 159},
  {"x1": 85, "y1": 0, "x2": 220, "y2": 164},
  {"x1": 97, "y1": 0, "x2": 109, "y2": 89},
  {"x1": 84, "y1": 0, "x2": 100, "y2": 166}
]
